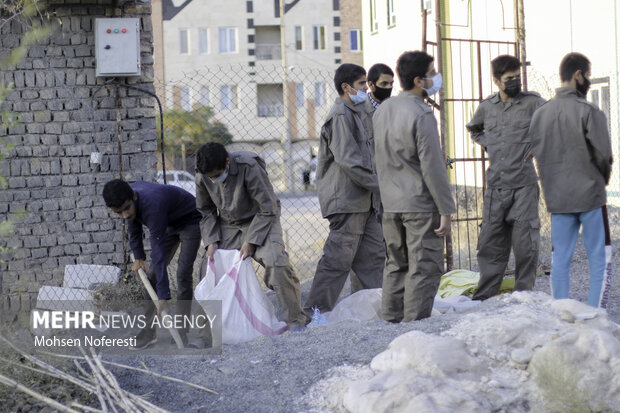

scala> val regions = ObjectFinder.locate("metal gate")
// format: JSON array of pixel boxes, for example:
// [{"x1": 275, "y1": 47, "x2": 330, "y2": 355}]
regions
[{"x1": 423, "y1": 2, "x2": 525, "y2": 271}]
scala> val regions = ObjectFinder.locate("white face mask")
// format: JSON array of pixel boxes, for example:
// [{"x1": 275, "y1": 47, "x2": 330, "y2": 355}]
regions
[
  {"x1": 348, "y1": 88, "x2": 368, "y2": 105},
  {"x1": 211, "y1": 170, "x2": 228, "y2": 184},
  {"x1": 424, "y1": 73, "x2": 443, "y2": 96}
]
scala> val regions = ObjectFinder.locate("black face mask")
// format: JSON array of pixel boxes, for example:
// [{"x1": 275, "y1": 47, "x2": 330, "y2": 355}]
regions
[
  {"x1": 503, "y1": 78, "x2": 521, "y2": 98},
  {"x1": 372, "y1": 86, "x2": 392, "y2": 102},
  {"x1": 576, "y1": 76, "x2": 591, "y2": 96}
]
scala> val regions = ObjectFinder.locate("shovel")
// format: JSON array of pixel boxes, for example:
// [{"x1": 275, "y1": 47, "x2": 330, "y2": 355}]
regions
[{"x1": 135, "y1": 267, "x2": 185, "y2": 349}]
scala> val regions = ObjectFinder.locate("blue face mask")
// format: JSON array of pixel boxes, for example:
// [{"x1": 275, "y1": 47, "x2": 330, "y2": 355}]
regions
[
  {"x1": 424, "y1": 73, "x2": 443, "y2": 96},
  {"x1": 211, "y1": 169, "x2": 228, "y2": 184},
  {"x1": 348, "y1": 87, "x2": 368, "y2": 105}
]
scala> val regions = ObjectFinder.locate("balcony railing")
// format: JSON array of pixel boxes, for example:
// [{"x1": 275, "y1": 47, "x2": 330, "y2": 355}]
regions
[{"x1": 255, "y1": 43, "x2": 282, "y2": 60}]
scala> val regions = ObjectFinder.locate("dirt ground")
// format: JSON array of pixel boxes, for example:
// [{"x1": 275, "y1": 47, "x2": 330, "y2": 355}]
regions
[{"x1": 106, "y1": 236, "x2": 619, "y2": 413}]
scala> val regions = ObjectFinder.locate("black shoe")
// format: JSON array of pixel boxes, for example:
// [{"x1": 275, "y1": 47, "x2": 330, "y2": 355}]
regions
[
  {"x1": 129, "y1": 330, "x2": 157, "y2": 350},
  {"x1": 187, "y1": 337, "x2": 210, "y2": 349}
]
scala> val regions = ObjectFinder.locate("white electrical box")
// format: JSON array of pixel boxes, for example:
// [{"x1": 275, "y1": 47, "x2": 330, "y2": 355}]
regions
[{"x1": 95, "y1": 18, "x2": 141, "y2": 77}]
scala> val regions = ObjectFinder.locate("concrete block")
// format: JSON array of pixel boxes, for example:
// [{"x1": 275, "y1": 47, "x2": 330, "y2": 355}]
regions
[
  {"x1": 63, "y1": 264, "x2": 120, "y2": 289},
  {"x1": 36, "y1": 286, "x2": 94, "y2": 311}
]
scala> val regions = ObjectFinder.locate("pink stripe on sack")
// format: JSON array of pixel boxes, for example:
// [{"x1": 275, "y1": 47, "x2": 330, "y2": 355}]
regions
[
  {"x1": 225, "y1": 258, "x2": 288, "y2": 336},
  {"x1": 208, "y1": 259, "x2": 220, "y2": 285}
]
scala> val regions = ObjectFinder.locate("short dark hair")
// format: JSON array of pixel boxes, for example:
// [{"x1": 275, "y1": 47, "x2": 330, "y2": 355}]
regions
[
  {"x1": 367, "y1": 63, "x2": 394, "y2": 84},
  {"x1": 491, "y1": 55, "x2": 521, "y2": 79},
  {"x1": 334, "y1": 63, "x2": 366, "y2": 95},
  {"x1": 196, "y1": 142, "x2": 229, "y2": 174},
  {"x1": 103, "y1": 179, "x2": 133, "y2": 208},
  {"x1": 559, "y1": 52, "x2": 590, "y2": 82},
  {"x1": 396, "y1": 51, "x2": 434, "y2": 91}
]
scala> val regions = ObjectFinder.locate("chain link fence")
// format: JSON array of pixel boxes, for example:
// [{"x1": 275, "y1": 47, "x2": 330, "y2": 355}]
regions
[
  {"x1": 16, "y1": 61, "x2": 620, "y2": 311},
  {"x1": 153, "y1": 63, "x2": 337, "y2": 285}
]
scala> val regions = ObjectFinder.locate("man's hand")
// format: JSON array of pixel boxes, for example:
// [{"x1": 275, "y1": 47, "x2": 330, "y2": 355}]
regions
[
  {"x1": 434, "y1": 215, "x2": 452, "y2": 237},
  {"x1": 157, "y1": 299, "x2": 170, "y2": 316},
  {"x1": 206, "y1": 243, "x2": 218, "y2": 262},
  {"x1": 240, "y1": 242, "x2": 256, "y2": 260},
  {"x1": 132, "y1": 259, "x2": 147, "y2": 274}
]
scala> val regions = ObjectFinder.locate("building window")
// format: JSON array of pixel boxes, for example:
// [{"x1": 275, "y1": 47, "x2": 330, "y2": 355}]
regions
[
  {"x1": 370, "y1": 0, "x2": 378, "y2": 33},
  {"x1": 220, "y1": 85, "x2": 238, "y2": 110},
  {"x1": 312, "y1": 25, "x2": 326, "y2": 50},
  {"x1": 314, "y1": 82, "x2": 325, "y2": 107},
  {"x1": 198, "y1": 28, "x2": 208, "y2": 54},
  {"x1": 387, "y1": 0, "x2": 396, "y2": 26},
  {"x1": 218, "y1": 27, "x2": 237, "y2": 53},
  {"x1": 349, "y1": 29, "x2": 362, "y2": 52},
  {"x1": 296, "y1": 83, "x2": 305, "y2": 108},
  {"x1": 180, "y1": 86, "x2": 191, "y2": 111},
  {"x1": 295, "y1": 26, "x2": 303, "y2": 50},
  {"x1": 200, "y1": 86, "x2": 210, "y2": 107},
  {"x1": 179, "y1": 28, "x2": 189, "y2": 55}
]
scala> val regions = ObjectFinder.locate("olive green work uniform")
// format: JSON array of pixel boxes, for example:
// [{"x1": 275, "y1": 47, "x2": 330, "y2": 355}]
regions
[
  {"x1": 466, "y1": 91, "x2": 545, "y2": 300},
  {"x1": 196, "y1": 151, "x2": 308, "y2": 327},
  {"x1": 303, "y1": 97, "x2": 386, "y2": 317},
  {"x1": 373, "y1": 91, "x2": 456, "y2": 322}
]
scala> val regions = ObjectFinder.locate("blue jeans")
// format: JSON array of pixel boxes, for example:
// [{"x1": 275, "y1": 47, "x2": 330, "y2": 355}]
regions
[{"x1": 551, "y1": 207, "x2": 612, "y2": 308}]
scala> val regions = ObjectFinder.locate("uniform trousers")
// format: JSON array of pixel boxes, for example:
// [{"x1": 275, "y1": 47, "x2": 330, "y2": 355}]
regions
[
  {"x1": 304, "y1": 209, "x2": 385, "y2": 318},
  {"x1": 473, "y1": 184, "x2": 540, "y2": 300},
  {"x1": 381, "y1": 211, "x2": 444, "y2": 322}
]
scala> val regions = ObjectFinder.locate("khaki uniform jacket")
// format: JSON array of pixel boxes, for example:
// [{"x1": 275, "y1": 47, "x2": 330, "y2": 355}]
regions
[
  {"x1": 529, "y1": 87, "x2": 613, "y2": 213},
  {"x1": 316, "y1": 97, "x2": 380, "y2": 218},
  {"x1": 196, "y1": 151, "x2": 279, "y2": 246},
  {"x1": 466, "y1": 91, "x2": 545, "y2": 188},
  {"x1": 373, "y1": 91, "x2": 456, "y2": 215}
]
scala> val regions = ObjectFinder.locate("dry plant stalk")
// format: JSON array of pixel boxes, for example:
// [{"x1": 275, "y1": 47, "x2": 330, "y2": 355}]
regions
[
  {"x1": 0, "y1": 334, "x2": 171, "y2": 412},
  {"x1": 41, "y1": 350, "x2": 218, "y2": 395}
]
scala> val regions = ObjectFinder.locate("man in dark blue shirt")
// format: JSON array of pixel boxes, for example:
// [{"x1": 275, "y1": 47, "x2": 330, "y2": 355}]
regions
[{"x1": 103, "y1": 179, "x2": 203, "y2": 349}]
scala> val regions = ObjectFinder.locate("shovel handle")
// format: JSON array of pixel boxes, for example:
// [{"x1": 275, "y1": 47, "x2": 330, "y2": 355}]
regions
[{"x1": 135, "y1": 267, "x2": 185, "y2": 349}]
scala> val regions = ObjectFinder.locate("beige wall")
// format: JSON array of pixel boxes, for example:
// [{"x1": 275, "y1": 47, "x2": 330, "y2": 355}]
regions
[{"x1": 340, "y1": 0, "x2": 363, "y2": 66}]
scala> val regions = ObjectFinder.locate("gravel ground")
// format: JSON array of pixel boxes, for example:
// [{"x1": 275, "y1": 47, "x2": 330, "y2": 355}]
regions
[{"x1": 110, "y1": 239, "x2": 620, "y2": 413}]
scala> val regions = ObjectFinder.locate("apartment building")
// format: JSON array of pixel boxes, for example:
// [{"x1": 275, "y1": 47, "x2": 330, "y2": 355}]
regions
[{"x1": 153, "y1": 0, "x2": 364, "y2": 144}]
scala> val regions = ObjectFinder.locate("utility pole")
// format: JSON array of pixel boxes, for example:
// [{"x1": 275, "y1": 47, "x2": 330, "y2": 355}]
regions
[
  {"x1": 514, "y1": 0, "x2": 528, "y2": 91},
  {"x1": 280, "y1": 0, "x2": 294, "y2": 192},
  {"x1": 435, "y1": 0, "x2": 453, "y2": 271}
]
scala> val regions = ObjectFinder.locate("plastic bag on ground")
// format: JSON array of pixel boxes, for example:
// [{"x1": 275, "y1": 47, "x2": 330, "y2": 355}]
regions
[
  {"x1": 438, "y1": 269, "x2": 515, "y2": 298},
  {"x1": 308, "y1": 307, "x2": 328, "y2": 326},
  {"x1": 194, "y1": 249, "x2": 287, "y2": 344}
]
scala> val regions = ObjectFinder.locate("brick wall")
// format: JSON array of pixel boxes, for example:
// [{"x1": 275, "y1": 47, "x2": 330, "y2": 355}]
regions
[{"x1": 0, "y1": 0, "x2": 158, "y2": 319}]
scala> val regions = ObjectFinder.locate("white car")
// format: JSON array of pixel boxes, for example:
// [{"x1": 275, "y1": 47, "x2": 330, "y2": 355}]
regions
[{"x1": 156, "y1": 170, "x2": 196, "y2": 196}]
